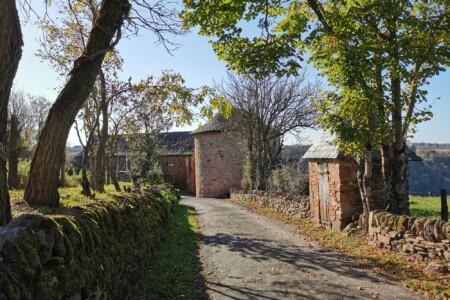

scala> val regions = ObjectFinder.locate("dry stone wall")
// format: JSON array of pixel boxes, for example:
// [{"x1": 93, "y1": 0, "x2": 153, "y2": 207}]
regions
[
  {"x1": 231, "y1": 189, "x2": 310, "y2": 218},
  {"x1": 368, "y1": 210, "x2": 450, "y2": 272},
  {"x1": 0, "y1": 186, "x2": 179, "y2": 300}
]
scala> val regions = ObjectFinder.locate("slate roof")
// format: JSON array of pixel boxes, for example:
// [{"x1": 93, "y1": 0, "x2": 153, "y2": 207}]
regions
[
  {"x1": 158, "y1": 131, "x2": 194, "y2": 155},
  {"x1": 303, "y1": 140, "x2": 344, "y2": 159},
  {"x1": 193, "y1": 112, "x2": 240, "y2": 134},
  {"x1": 303, "y1": 139, "x2": 422, "y2": 161},
  {"x1": 87, "y1": 132, "x2": 194, "y2": 156}
]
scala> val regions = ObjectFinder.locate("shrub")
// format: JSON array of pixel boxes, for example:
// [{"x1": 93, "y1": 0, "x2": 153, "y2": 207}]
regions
[
  {"x1": 268, "y1": 164, "x2": 309, "y2": 195},
  {"x1": 17, "y1": 159, "x2": 31, "y2": 188}
]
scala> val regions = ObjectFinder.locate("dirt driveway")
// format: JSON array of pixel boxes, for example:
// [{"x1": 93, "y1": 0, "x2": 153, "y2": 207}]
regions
[{"x1": 181, "y1": 196, "x2": 424, "y2": 300}]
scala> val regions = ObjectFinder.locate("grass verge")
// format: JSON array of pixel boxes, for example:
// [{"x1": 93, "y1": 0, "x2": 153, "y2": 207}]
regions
[
  {"x1": 132, "y1": 204, "x2": 207, "y2": 299},
  {"x1": 9, "y1": 184, "x2": 133, "y2": 217},
  {"x1": 234, "y1": 199, "x2": 450, "y2": 300}
]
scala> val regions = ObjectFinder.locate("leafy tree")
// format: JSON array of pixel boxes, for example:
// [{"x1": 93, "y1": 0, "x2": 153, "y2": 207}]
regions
[
  {"x1": 25, "y1": 0, "x2": 183, "y2": 206},
  {"x1": 38, "y1": 0, "x2": 127, "y2": 194},
  {"x1": 183, "y1": 0, "x2": 450, "y2": 221},
  {"x1": 124, "y1": 72, "x2": 213, "y2": 187},
  {"x1": 0, "y1": 0, "x2": 22, "y2": 225}
]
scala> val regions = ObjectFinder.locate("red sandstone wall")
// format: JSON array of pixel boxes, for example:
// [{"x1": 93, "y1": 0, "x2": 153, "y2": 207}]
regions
[
  {"x1": 194, "y1": 131, "x2": 244, "y2": 198},
  {"x1": 309, "y1": 159, "x2": 362, "y2": 230},
  {"x1": 337, "y1": 160, "x2": 362, "y2": 229},
  {"x1": 160, "y1": 155, "x2": 193, "y2": 192},
  {"x1": 185, "y1": 155, "x2": 196, "y2": 194}
]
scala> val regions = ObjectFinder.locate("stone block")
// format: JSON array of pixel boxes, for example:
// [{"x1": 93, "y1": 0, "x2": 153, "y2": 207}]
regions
[{"x1": 377, "y1": 234, "x2": 392, "y2": 246}]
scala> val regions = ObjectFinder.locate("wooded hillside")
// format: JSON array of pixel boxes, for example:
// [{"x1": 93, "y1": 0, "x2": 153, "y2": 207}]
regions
[{"x1": 410, "y1": 147, "x2": 450, "y2": 196}]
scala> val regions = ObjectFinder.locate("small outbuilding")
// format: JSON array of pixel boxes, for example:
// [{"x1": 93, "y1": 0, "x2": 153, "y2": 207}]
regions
[
  {"x1": 303, "y1": 141, "x2": 362, "y2": 230},
  {"x1": 303, "y1": 140, "x2": 423, "y2": 231}
]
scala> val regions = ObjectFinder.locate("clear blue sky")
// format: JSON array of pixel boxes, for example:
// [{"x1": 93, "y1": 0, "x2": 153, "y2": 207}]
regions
[{"x1": 14, "y1": 4, "x2": 450, "y2": 146}]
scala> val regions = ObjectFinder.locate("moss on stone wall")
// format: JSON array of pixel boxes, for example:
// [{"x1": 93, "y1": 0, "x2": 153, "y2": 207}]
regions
[
  {"x1": 372, "y1": 210, "x2": 449, "y2": 241},
  {"x1": 0, "y1": 185, "x2": 179, "y2": 300}
]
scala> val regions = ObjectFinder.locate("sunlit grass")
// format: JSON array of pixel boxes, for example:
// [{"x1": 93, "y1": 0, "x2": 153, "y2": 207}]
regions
[
  {"x1": 9, "y1": 183, "x2": 134, "y2": 217},
  {"x1": 410, "y1": 195, "x2": 445, "y2": 219}
]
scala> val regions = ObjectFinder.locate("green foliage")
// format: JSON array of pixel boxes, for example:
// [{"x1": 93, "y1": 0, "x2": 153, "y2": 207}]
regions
[
  {"x1": 17, "y1": 159, "x2": 30, "y2": 189},
  {"x1": 131, "y1": 204, "x2": 206, "y2": 299},
  {"x1": 182, "y1": 0, "x2": 306, "y2": 77},
  {"x1": 183, "y1": 0, "x2": 450, "y2": 157}
]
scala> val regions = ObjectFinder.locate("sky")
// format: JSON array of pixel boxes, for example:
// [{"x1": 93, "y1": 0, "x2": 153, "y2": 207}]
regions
[{"x1": 13, "y1": 2, "x2": 450, "y2": 146}]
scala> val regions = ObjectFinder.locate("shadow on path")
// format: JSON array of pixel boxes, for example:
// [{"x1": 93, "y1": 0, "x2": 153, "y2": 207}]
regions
[{"x1": 200, "y1": 232, "x2": 388, "y2": 283}]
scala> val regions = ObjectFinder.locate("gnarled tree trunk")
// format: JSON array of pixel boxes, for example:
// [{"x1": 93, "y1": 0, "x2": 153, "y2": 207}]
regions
[
  {"x1": 24, "y1": 0, "x2": 130, "y2": 206},
  {"x1": 81, "y1": 147, "x2": 92, "y2": 197},
  {"x1": 8, "y1": 114, "x2": 20, "y2": 189},
  {"x1": 0, "y1": 0, "x2": 23, "y2": 224}
]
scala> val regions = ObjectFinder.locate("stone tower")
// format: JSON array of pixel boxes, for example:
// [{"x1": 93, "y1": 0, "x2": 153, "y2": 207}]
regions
[{"x1": 193, "y1": 113, "x2": 244, "y2": 198}]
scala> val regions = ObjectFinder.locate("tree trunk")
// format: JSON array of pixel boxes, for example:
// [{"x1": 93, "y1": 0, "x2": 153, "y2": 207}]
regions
[
  {"x1": 381, "y1": 143, "x2": 395, "y2": 210},
  {"x1": 93, "y1": 70, "x2": 108, "y2": 193},
  {"x1": 356, "y1": 159, "x2": 368, "y2": 230},
  {"x1": 391, "y1": 76, "x2": 410, "y2": 215},
  {"x1": 105, "y1": 156, "x2": 111, "y2": 185},
  {"x1": 109, "y1": 156, "x2": 121, "y2": 192},
  {"x1": 8, "y1": 114, "x2": 20, "y2": 189},
  {"x1": 24, "y1": 0, "x2": 131, "y2": 206},
  {"x1": 0, "y1": 0, "x2": 23, "y2": 225},
  {"x1": 59, "y1": 147, "x2": 68, "y2": 187},
  {"x1": 358, "y1": 150, "x2": 375, "y2": 232},
  {"x1": 393, "y1": 142, "x2": 410, "y2": 215},
  {"x1": 81, "y1": 143, "x2": 93, "y2": 197}
]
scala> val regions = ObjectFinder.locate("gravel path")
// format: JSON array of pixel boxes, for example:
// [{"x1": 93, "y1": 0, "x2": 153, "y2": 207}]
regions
[{"x1": 181, "y1": 196, "x2": 424, "y2": 300}]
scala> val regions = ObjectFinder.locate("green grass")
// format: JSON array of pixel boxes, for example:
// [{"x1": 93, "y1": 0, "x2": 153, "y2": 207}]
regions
[
  {"x1": 410, "y1": 195, "x2": 445, "y2": 219},
  {"x1": 131, "y1": 204, "x2": 206, "y2": 300},
  {"x1": 9, "y1": 183, "x2": 134, "y2": 217}
]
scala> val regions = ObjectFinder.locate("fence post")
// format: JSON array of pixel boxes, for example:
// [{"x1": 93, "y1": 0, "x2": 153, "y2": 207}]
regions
[{"x1": 441, "y1": 189, "x2": 448, "y2": 222}]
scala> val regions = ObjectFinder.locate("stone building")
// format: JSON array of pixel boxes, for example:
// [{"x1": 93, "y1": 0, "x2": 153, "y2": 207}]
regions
[
  {"x1": 303, "y1": 140, "x2": 422, "y2": 231},
  {"x1": 193, "y1": 113, "x2": 245, "y2": 198},
  {"x1": 303, "y1": 141, "x2": 362, "y2": 230}
]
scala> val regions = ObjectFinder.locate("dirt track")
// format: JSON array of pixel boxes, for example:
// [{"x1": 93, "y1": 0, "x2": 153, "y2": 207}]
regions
[{"x1": 181, "y1": 196, "x2": 424, "y2": 300}]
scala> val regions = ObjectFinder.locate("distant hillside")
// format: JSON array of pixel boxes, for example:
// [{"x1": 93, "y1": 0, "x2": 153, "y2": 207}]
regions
[
  {"x1": 410, "y1": 142, "x2": 450, "y2": 149},
  {"x1": 66, "y1": 145, "x2": 83, "y2": 164},
  {"x1": 409, "y1": 148, "x2": 450, "y2": 196}
]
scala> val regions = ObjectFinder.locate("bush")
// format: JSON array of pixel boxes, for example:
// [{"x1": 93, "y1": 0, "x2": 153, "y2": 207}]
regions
[
  {"x1": 17, "y1": 159, "x2": 31, "y2": 188},
  {"x1": 65, "y1": 172, "x2": 82, "y2": 187},
  {"x1": 268, "y1": 164, "x2": 309, "y2": 195}
]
